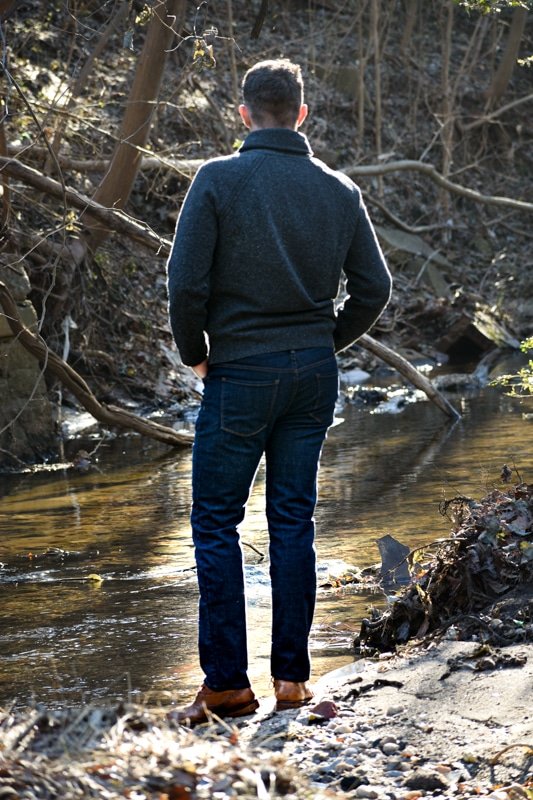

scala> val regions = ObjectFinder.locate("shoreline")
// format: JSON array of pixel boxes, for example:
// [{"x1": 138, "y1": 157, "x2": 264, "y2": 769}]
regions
[{"x1": 1, "y1": 633, "x2": 531, "y2": 799}]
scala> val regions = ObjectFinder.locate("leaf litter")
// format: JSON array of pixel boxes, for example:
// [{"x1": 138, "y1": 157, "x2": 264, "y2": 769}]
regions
[
  {"x1": 0, "y1": 702, "x2": 328, "y2": 799},
  {"x1": 356, "y1": 479, "x2": 533, "y2": 655}
]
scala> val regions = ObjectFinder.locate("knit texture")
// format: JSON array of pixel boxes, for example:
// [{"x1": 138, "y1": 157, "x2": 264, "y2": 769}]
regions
[{"x1": 167, "y1": 128, "x2": 392, "y2": 366}]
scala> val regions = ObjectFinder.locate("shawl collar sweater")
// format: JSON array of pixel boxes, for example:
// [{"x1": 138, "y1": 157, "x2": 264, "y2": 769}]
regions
[{"x1": 167, "y1": 128, "x2": 392, "y2": 366}]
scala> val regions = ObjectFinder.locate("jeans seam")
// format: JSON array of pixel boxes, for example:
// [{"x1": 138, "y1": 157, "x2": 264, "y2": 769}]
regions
[
  {"x1": 211, "y1": 354, "x2": 335, "y2": 375},
  {"x1": 310, "y1": 371, "x2": 339, "y2": 423}
]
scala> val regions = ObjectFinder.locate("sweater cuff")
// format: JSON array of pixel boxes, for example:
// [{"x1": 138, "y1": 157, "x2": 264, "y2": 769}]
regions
[{"x1": 333, "y1": 304, "x2": 385, "y2": 354}]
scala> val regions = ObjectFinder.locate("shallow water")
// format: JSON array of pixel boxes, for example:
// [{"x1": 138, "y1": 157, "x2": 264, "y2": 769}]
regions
[{"x1": 0, "y1": 386, "x2": 531, "y2": 708}]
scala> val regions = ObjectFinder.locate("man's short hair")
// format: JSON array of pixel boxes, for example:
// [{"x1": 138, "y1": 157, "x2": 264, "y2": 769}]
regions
[{"x1": 242, "y1": 59, "x2": 304, "y2": 128}]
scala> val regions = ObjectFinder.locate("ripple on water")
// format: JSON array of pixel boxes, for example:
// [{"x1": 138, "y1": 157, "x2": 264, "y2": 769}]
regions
[{"x1": 0, "y1": 388, "x2": 531, "y2": 706}]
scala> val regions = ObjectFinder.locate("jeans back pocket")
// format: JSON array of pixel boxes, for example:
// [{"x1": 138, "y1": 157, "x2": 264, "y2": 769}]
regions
[{"x1": 221, "y1": 377, "x2": 280, "y2": 437}]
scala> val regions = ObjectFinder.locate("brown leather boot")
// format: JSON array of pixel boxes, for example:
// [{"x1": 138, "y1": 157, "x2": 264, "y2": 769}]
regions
[
  {"x1": 168, "y1": 684, "x2": 259, "y2": 726},
  {"x1": 273, "y1": 679, "x2": 314, "y2": 710}
]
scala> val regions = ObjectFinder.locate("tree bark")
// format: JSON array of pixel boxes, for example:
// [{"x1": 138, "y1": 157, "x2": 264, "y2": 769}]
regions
[
  {"x1": 82, "y1": 0, "x2": 186, "y2": 251},
  {"x1": 342, "y1": 159, "x2": 533, "y2": 213},
  {"x1": 358, "y1": 334, "x2": 461, "y2": 420},
  {"x1": 485, "y1": 8, "x2": 528, "y2": 108},
  {"x1": 0, "y1": 281, "x2": 193, "y2": 447},
  {"x1": 0, "y1": 156, "x2": 172, "y2": 254}
]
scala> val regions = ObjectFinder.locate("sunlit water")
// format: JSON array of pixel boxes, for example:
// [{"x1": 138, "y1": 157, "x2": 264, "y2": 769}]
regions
[{"x1": 0, "y1": 386, "x2": 531, "y2": 708}]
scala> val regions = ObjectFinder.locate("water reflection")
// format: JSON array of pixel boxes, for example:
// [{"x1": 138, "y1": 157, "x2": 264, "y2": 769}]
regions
[{"x1": 0, "y1": 387, "x2": 531, "y2": 707}]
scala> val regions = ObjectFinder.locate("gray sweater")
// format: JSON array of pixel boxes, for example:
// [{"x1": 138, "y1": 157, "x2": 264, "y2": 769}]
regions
[{"x1": 167, "y1": 128, "x2": 392, "y2": 366}]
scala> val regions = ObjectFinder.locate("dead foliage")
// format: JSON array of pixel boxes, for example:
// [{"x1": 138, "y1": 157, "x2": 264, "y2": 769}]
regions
[
  {"x1": 0, "y1": 703, "x2": 322, "y2": 800},
  {"x1": 355, "y1": 479, "x2": 533, "y2": 654}
]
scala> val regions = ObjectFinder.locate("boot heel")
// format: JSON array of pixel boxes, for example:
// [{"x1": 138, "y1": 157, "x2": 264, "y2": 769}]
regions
[{"x1": 228, "y1": 698, "x2": 260, "y2": 717}]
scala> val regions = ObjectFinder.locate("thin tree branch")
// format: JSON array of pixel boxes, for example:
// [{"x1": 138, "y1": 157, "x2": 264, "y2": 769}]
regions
[
  {"x1": 0, "y1": 281, "x2": 193, "y2": 447},
  {"x1": 8, "y1": 145, "x2": 203, "y2": 178},
  {"x1": 251, "y1": 0, "x2": 268, "y2": 38},
  {"x1": 463, "y1": 91, "x2": 533, "y2": 131},
  {"x1": 342, "y1": 160, "x2": 533, "y2": 213},
  {"x1": 364, "y1": 193, "x2": 451, "y2": 234},
  {"x1": 0, "y1": 156, "x2": 172, "y2": 254}
]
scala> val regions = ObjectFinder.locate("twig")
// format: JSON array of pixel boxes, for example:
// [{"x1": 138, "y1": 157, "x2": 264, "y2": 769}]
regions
[
  {"x1": 490, "y1": 743, "x2": 533, "y2": 765},
  {"x1": 0, "y1": 446, "x2": 26, "y2": 467},
  {"x1": 364, "y1": 193, "x2": 449, "y2": 234},
  {"x1": 242, "y1": 541, "x2": 265, "y2": 561},
  {"x1": 463, "y1": 91, "x2": 533, "y2": 132}
]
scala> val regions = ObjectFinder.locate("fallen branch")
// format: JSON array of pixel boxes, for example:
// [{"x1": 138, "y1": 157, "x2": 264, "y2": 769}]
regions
[
  {"x1": 9, "y1": 149, "x2": 532, "y2": 220},
  {"x1": 0, "y1": 156, "x2": 172, "y2": 255},
  {"x1": 9, "y1": 143, "x2": 203, "y2": 178},
  {"x1": 0, "y1": 281, "x2": 193, "y2": 447},
  {"x1": 359, "y1": 334, "x2": 461, "y2": 420},
  {"x1": 342, "y1": 160, "x2": 533, "y2": 214}
]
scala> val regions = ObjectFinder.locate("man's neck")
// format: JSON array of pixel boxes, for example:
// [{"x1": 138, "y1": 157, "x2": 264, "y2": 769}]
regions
[{"x1": 250, "y1": 124, "x2": 298, "y2": 132}]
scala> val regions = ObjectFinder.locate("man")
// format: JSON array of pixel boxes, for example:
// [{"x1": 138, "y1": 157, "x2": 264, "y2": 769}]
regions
[{"x1": 167, "y1": 59, "x2": 392, "y2": 724}]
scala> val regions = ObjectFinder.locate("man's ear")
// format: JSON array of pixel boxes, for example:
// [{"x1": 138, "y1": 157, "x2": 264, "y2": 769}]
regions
[
  {"x1": 296, "y1": 103, "x2": 308, "y2": 128},
  {"x1": 239, "y1": 104, "x2": 253, "y2": 129}
]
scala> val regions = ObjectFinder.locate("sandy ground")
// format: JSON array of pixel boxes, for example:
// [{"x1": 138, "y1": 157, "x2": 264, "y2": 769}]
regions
[{"x1": 237, "y1": 636, "x2": 533, "y2": 794}]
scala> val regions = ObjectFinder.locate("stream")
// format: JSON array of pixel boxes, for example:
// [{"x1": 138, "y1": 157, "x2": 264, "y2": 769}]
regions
[{"x1": 0, "y1": 384, "x2": 531, "y2": 708}]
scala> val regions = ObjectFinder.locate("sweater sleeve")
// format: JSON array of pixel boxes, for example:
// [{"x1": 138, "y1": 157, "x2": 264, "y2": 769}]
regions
[
  {"x1": 166, "y1": 167, "x2": 218, "y2": 366},
  {"x1": 333, "y1": 195, "x2": 392, "y2": 354}
]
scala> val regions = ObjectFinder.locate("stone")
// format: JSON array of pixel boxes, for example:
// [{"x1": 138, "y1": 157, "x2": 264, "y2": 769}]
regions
[
  {"x1": 355, "y1": 785, "x2": 380, "y2": 799},
  {"x1": 0, "y1": 301, "x2": 38, "y2": 338},
  {"x1": 0, "y1": 337, "x2": 55, "y2": 465},
  {"x1": 340, "y1": 776, "x2": 363, "y2": 792},
  {"x1": 0, "y1": 258, "x2": 31, "y2": 301},
  {"x1": 403, "y1": 770, "x2": 449, "y2": 791},
  {"x1": 382, "y1": 742, "x2": 400, "y2": 755},
  {"x1": 386, "y1": 706, "x2": 404, "y2": 716}
]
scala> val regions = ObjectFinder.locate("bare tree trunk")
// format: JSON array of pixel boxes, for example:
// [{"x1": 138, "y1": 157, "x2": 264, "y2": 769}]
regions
[
  {"x1": 370, "y1": 0, "x2": 383, "y2": 196},
  {"x1": 0, "y1": 100, "x2": 10, "y2": 238},
  {"x1": 83, "y1": 0, "x2": 186, "y2": 251},
  {"x1": 485, "y1": 7, "x2": 528, "y2": 109},
  {"x1": 355, "y1": 1, "x2": 369, "y2": 148},
  {"x1": 400, "y1": 0, "x2": 418, "y2": 56},
  {"x1": 440, "y1": 0, "x2": 454, "y2": 215},
  {"x1": 226, "y1": 0, "x2": 239, "y2": 111}
]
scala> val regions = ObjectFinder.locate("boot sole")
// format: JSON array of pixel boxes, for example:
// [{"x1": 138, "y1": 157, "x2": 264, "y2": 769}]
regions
[
  {"x1": 170, "y1": 698, "x2": 259, "y2": 726},
  {"x1": 220, "y1": 698, "x2": 260, "y2": 718},
  {"x1": 275, "y1": 696, "x2": 313, "y2": 711}
]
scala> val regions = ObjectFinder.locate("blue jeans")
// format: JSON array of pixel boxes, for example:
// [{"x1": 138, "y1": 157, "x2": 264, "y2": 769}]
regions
[{"x1": 191, "y1": 347, "x2": 338, "y2": 691}]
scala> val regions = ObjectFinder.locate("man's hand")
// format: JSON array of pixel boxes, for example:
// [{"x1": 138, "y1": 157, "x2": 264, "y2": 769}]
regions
[{"x1": 191, "y1": 359, "x2": 208, "y2": 379}]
